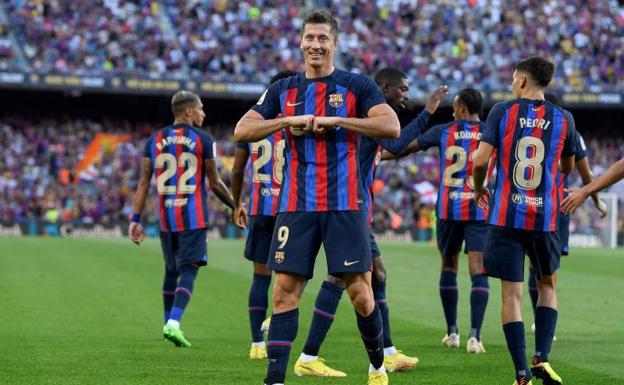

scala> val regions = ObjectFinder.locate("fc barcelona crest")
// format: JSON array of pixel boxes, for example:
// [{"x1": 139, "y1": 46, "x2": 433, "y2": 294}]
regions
[
  {"x1": 329, "y1": 93, "x2": 343, "y2": 108},
  {"x1": 275, "y1": 251, "x2": 285, "y2": 264}
]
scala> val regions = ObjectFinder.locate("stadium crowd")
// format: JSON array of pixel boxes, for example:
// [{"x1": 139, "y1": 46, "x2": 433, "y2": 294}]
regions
[
  {"x1": 1, "y1": 118, "x2": 622, "y2": 243},
  {"x1": 2, "y1": 0, "x2": 622, "y2": 91}
]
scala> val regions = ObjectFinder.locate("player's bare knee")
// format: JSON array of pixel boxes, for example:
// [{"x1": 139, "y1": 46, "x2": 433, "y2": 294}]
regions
[
  {"x1": 372, "y1": 257, "x2": 386, "y2": 283},
  {"x1": 350, "y1": 290, "x2": 374, "y2": 316},
  {"x1": 441, "y1": 257, "x2": 458, "y2": 272}
]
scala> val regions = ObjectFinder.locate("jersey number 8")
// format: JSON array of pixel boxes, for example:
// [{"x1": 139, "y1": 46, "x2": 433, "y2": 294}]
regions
[{"x1": 513, "y1": 137, "x2": 544, "y2": 190}]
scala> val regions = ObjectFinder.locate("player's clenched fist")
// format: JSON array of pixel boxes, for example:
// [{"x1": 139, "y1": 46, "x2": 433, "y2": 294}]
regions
[
  {"x1": 313, "y1": 116, "x2": 340, "y2": 135},
  {"x1": 128, "y1": 221, "x2": 146, "y2": 245}
]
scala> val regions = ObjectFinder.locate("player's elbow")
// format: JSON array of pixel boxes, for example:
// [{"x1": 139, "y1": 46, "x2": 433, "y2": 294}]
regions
[{"x1": 234, "y1": 119, "x2": 254, "y2": 142}]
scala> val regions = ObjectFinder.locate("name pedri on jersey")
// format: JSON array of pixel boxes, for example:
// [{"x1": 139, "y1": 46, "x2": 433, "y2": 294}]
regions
[
  {"x1": 144, "y1": 124, "x2": 215, "y2": 232},
  {"x1": 252, "y1": 69, "x2": 385, "y2": 213},
  {"x1": 481, "y1": 99, "x2": 576, "y2": 232}
]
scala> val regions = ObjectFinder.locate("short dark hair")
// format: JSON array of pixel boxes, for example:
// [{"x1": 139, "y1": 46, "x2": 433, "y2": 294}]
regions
[
  {"x1": 302, "y1": 10, "x2": 338, "y2": 39},
  {"x1": 270, "y1": 70, "x2": 297, "y2": 85},
  {"x1": 171, "y1": 90, "x2": 200, "y2": 116},
  {"x1": 513, "y1": 56, "x2": 555, "y2": 88},
  {"x1": 374, "y1": 68, "x2": 408, "y2": 87},
  {"x1": 456, "y1": 88, "x2": 483, "y2": 115}
]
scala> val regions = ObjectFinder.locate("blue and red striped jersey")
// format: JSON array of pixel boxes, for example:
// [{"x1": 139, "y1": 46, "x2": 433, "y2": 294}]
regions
[
  {"x1": 481, "y1": 99, "x2": 576, "y2": 232},
  {"x1": 359, "y1": 111, "x2": 432, "y2": 225},
  {"x1": 252, "y1": 69, "x2": 385, "y2": 212},
  {"x1": 418, "y1": 120, "x2": 493, "y2": 221},
  {"x1": 143, "y1": 123, "x2": 215, "y2": 232},
  {"x1": 236, "y1": 130, "x2": 285, "y2": 217}
]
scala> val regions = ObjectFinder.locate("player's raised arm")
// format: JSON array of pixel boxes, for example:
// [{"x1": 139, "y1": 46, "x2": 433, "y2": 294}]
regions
[{"x1": 129, "y1": 157, "x2": 152, "y2": 245}]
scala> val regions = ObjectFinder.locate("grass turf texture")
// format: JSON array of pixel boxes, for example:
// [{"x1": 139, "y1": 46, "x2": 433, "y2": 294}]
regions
[{"x1": 0, "y1": 238, "x2": 623, "y2": 385}]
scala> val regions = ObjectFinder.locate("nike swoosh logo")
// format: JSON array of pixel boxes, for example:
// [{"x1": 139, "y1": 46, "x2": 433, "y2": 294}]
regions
[
  {"x1": 286, "y1": 101, "x2": 303, "y2": 106},
  {"x1": 343, "y1": 260, "x2": 359, "y2": 266}
]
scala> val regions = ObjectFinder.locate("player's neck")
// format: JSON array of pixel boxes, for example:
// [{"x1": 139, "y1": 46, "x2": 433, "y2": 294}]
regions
[
  {"x1": 460, "y1": 114, "x2": 480, "y2": 122},
  {"x1": 305, "y1": 64, "x2": 335, "y2": 79},
  {"x1": 173, "y1": 118, "x2": 193, "y2": 126},
  {"x1": 519, "y1": 89, "x2": 545, "y2": 101}
]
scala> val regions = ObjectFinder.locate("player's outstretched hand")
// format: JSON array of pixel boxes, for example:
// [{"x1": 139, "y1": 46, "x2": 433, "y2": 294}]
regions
[
  {"x1": 128, "y1": 222, "x2": 146, "y2": 245},
  {"x1": 424, "y1": 85, "x2": 450, "y2": 114},
  {"x1": 475, "y1": 187, "x2": 490, "y2": 210},
  {"x1": 233, "y1": 206, "x2": 248, "y2": 229},
  {"x1": 561, "y1": 187, "x2": 589, "y2": 214}
]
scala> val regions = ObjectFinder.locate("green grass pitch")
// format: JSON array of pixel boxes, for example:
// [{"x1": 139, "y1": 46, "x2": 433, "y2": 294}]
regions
[{"x1": 1, "y1": 237, "x2": 623, "y2": 384}]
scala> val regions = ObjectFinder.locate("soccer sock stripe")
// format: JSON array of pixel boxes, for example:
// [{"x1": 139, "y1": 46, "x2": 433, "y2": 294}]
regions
[
  {"x1": 303, "y1": 280, "x2": 343, "y2": 356},
  {"x1": 470, "y1": 274, "x2": 489, "y2": 340},
  {"x1": 440, "y1": 270, "x2": 458, "y2": 335},
  {"x1": 534, "y1": 306, "x2": 558, "y2": 362},
  {"x1": 265, "y1": 308, "x2": 299, "y2": 385},
  {"x1": 169, "y1": 265, "x2": 199, "y2": 323},
  {"x1": 503, "y1": 321, "x2": 531, "y2": 380},
  {"x1": 356, "y1": 306, "x2": 384, "y2": 370},
  {"x1": 372, "y1": 278, "x2": 393, "y2": 348},
  {"x1": 249, "y1": 273, "x2": 271, "y2": 343}
]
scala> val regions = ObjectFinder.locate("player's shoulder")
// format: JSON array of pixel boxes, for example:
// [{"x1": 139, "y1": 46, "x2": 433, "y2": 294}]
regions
[
  {"x1": 270, "y1": 72, "x2": 303, "y2": 91},
  {"x1": 189, "y1": 126, "x2": 215, "y2": 144},
  {"x1": 333, "y1": 69, "x2": 375, "y2": 89}
]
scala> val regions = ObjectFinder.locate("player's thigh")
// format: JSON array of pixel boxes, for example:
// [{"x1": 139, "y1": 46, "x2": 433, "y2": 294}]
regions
[
  {"x1": 558, "y1": 213, "x2": 570, "y2": 256},
  {"x1": 483, "y1": 226, "x2": 525, "y2": 282},
  {"x1": 268, "y1": 212, "x2": 322, "y2": 280},
  {"x1": 526, "y1": 231, "x2": 561, "y2": 280},
  {"x1": 244, "y1": 215, "x2": 277, "y2": 264},
  {"x1": 176, "y1": 228, "x2": 209, "y2": 268},
  {"x1": 436, "y1": 219, "x2": 464, "y2": 266},
  {"x1": 160, "y1": 231, "x2": 178, "y2": 272},
  {"x1": 321, "y1": 210, "x2": 372, "y2": 277}
]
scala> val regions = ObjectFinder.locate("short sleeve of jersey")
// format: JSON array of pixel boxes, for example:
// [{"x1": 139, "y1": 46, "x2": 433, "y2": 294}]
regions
[
  {"x1": 200, "y1": 131, "x2": 216, "y2": 159},
  {"x1": 142, "y1": 135, "x2": 152, "y2": 158},
  {"x1": 481, "y1": 102, "x2": 506, "y2": 147},
  {"x1": 574, "y1": 131, "x2": 587, "y2": 161},
  {"x1": 561, "y1": 110, "x2": 577, "y2": 157},
  {"x1": 356, "y1": 75, "x2": 386, "y2": 116},
  {"x1": 236, "y1": 141, "x2": 250, "y2": 152},
  {"x1": 417, "y1": 124, "x2": 444, "y2": 151},
  {"x1": 251, "y1": 81, "x2": 281, "y2": 119}
]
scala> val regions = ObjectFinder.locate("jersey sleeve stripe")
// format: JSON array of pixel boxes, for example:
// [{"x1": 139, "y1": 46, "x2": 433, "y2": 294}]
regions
[{"x1": 314, "y1": 82, "x2": 328, "y2": 211}]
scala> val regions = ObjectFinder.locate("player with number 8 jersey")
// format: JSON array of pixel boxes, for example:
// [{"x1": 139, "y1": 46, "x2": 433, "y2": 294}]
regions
[{"x1": 473, "y1": 56, "x2": 576, "y2": 385}]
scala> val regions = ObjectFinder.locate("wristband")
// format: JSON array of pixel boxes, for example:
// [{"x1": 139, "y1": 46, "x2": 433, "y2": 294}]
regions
[{"x1": 131, "y1": 213, "x2": 141, "y2": 223}]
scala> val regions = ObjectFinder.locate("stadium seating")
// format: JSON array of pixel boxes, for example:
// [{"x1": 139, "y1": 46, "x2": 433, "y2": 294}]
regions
[{"x1": 2, "y1": 0, "x2": 622, "y2": 90}]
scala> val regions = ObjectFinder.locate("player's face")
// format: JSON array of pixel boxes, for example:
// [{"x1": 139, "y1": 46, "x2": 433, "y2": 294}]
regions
[
  {"x1": 452, "y1": 96, "x2": 467, "y2": 120},
  {"x1": 189, "y1": 101, "x2": 205, "y2": 127},
  {"x1": 512, "y1": 70, "x2": 528, "y2": 98},
  {"x1": 300, "y1": 23, "x2": 336, "y2": 69},
  {"x1": 385, "y1": 78, "x2": 410, "y2": 112}
]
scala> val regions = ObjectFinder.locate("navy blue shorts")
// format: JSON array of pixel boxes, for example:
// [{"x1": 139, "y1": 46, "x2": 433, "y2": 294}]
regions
[
  {"x1": 436, "y1": 219, "x2": 488, "y2": 260},
  {"x1": 268, "y1": 211, "x2": 372, "y2": 280},
  {"x1": 244, "y1": 215, "x2": 277, "y2": 263},
  {"x1": 558, "y1": 213, "x2": 570, "y2": 256},
  {"x1": 483, "y1": 226, "x2": 560, "y2": 282},
  {"x1": 370, "y1": 231, "x2": 381, "y2": 258},
  {"x1": 160, "y1": 228, "x2": 208, "y2": 271}
]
